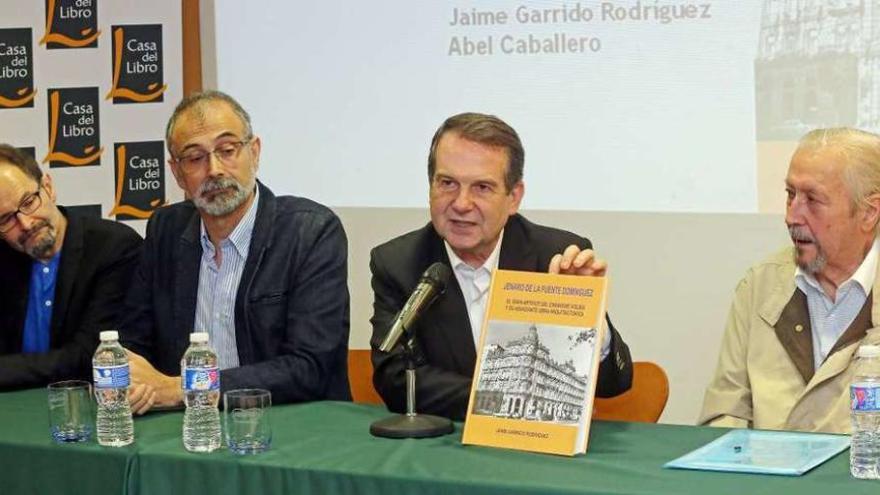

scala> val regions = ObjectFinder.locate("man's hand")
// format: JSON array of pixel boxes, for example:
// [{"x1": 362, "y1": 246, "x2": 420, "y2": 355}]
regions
[
  {"x1": 548, "y1": 245, "x2": 608, "y2": 277},
  {"x1": 126, "y1": 349, "x2": 183, "y2": 414},
  {"x1": 129, "y1": 383, "x2": 156, "y2": 415}
]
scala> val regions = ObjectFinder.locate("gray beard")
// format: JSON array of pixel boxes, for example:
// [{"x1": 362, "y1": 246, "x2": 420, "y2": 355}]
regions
[
  {"x1": 794, "y1": 245, "x2": 827, "y2": 274},
  {"x1": 789, "y1": 226, "x2": 826, "y2": 275},
  {"x1": 24, "y1": 225, "x2": 57, "y2": 260},
  {"x1": 193, "y1": 177, "x2": 249, "y2": 216}
]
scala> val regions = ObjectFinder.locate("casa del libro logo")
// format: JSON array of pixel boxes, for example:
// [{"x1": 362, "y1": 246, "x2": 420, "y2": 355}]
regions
[
  {"x1": 107, "y1": 24, "x2": 166, "y2": 103},
  {"x1": 40, "y1": 0, "x2": 100, "y2": 49},
  {"x1": 0, "y1": 28, "x2": 36, "y2": 109},
  {"x1": 111, "y1": 141, "x2": 166, "y2": 220},
  {"x1": 44, "y1": 87, "x2": 102, "y2": 167}
]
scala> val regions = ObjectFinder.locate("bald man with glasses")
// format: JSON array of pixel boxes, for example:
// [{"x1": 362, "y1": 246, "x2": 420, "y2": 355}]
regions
[
  {"x1": 119, "y1": 91, "x2": 351, "y2": 413},
  {"x1": 0, "y1": 144, "x2": 141, "y2": 390}
]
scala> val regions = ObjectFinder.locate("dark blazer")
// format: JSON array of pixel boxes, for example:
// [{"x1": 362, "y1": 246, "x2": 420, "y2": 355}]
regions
[
  {"x1": 370, "y1": 214, "x2": 633, "y2": 420},
  {"x1": 0, "y1": 209, "x2": 142, "y2": 390},
  {"x1": 120, "y1": 182, "x2": 351, "y2": 404}
]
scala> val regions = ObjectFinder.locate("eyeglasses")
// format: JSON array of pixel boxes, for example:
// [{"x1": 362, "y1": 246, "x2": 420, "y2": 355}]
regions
[
  {"x1": 0, "y1": 187, "x2": 42, "y2": 233},
  {"x1": 173, "y1": 138, "x2": 253, "y2": 175}
]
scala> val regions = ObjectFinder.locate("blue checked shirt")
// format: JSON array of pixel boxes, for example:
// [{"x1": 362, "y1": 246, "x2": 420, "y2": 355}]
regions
[
  {"x1": 795, "y1": 238, "x2": 879, "y2": 370},
  {"x1": 194, "y1": 189, "x2": 260, "y2": 370}
]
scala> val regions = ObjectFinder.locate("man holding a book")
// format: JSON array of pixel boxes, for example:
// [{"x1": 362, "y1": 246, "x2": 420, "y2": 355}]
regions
[{"x1": 369, "y1": 112, "x2": 633, "y2": 420}]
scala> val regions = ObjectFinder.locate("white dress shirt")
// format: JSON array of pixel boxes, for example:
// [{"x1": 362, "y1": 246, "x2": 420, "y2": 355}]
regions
[{"x1": 445, "y1": 235, "x2": 502, "y2": 348}]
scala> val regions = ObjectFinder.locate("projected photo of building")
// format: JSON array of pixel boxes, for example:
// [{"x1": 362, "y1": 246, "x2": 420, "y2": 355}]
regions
[
  {"x1": 755, "y1": 0, "x2": 880, "y2": 139},
  {"x1": 471, "y1": 322, "x2": 594, "y2": 425}
]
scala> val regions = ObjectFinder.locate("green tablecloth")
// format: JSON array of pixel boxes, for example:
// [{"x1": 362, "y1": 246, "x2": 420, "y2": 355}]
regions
[
  {"x1": 0, "y1": 387, "x2": 134, "y2": 494},
  {"x1": 0, "y1": 387, "x2": 877, "y2": 494}
]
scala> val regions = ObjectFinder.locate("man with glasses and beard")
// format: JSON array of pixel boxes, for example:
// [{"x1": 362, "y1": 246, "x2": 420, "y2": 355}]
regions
[
  {"x1": 0, "y1": 144, "x2": 141, "y2": 389},
  {"x1": 701, "y1": 128, "x2": 880, "y2": 433},
  {"x1": 119, "y1": 91, "x2": 351, "y2": 414}
]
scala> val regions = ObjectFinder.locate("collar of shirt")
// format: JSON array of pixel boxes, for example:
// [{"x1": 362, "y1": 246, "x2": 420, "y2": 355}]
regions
[
  {"x1": 444, "y1": 230, "x2": 503, "y2": 285},
  {"x1": 795, "y1": 236, "x2": 880, "y2": 299},
  {"x1": 199, "y1": 187, "x2": 261, "y2": 259}
]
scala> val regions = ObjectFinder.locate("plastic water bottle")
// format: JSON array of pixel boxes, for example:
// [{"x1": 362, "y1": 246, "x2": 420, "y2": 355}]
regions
[
  {"x1": 92, "y1": 330, "x2": 134, "y2": 446},
  {"x1": 851, "y1": 344, "x2": 880, "y2": 479},
  {"x1": 182, "y1": 332, "x2": 221, "y2": 452}
]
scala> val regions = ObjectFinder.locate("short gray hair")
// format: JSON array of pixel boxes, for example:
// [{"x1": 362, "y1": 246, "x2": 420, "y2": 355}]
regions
[
  {"x1": 796, "y1": 127, "x2": 880, "y2": 212},
  {"x1": 165, "y1": 90, "x2": 253, "y2": 154}
]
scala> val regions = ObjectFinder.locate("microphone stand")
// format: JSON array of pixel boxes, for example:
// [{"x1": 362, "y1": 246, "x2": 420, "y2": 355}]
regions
[{"x1": 369, "y1": 333, "x2": 454, "y2": 438}]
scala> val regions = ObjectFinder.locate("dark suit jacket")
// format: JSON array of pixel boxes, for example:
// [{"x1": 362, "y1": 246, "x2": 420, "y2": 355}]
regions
[
  {"x1": 120, "y1": 182, "x2": 351, "y2": 404},
  {"x1": 0, "y1": 209, "x2": 142, "y2": 390},
  {"x1": 370, "y1": 214, "x2": 633, "y2": 420}
]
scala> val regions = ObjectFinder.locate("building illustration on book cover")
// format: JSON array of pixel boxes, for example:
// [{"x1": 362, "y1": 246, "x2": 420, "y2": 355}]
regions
[{"x1": 471, "y1": 321, "x2": 596, "y2": 425}]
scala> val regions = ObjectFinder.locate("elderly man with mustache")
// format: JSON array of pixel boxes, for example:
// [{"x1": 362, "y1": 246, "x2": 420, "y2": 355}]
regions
[
  {"x1": 0, "y1": 144, "x2": 141, "y2": 390},
  {"x1": 701, "y1": 128, "x2": 880, "y2": 433},
  {"x1": 119, "y1": 91, "x2": 351, "y2": 413}
]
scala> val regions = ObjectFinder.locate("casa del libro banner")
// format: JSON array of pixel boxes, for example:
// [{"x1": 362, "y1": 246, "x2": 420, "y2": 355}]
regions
[{"x1": 0, "y1": 0, "x2": 183, "y2": 232}]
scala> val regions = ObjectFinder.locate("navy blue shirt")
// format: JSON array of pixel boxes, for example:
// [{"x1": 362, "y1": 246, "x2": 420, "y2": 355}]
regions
[{"x1": 22, "y1": 252, "x2": 61, "y2": 353}]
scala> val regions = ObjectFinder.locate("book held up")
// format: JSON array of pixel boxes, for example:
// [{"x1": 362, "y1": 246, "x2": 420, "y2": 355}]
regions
[{"x1": 462, "y1": 269, "x2": 608, "y2": 456}]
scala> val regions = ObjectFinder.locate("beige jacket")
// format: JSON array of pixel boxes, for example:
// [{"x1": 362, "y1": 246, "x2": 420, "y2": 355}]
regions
[{"x1": 699, "y1": 247, "x2": 880, "y2": 433}]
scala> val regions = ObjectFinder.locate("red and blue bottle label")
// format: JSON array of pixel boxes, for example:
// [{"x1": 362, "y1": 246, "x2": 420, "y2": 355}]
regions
[
  {"x1": 851, "y1": 385, "x2": 880, "y2": 412},
  {"x1": 183, "y1": 366, "x2": 220, "y2": 391}
]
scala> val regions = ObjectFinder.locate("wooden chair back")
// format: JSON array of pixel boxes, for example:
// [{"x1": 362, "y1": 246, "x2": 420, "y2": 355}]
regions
[
  {"x1": 348, "y1": 349, "x2": 383, "y2": 405},
  {"x1": 593, "y1": 361, "x2": 669, "y2": 423}
]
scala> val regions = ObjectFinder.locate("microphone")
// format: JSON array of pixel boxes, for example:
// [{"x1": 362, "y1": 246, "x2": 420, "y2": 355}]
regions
[{"x1": 379, "y1": 262, "x2": 451, "y2": 352}]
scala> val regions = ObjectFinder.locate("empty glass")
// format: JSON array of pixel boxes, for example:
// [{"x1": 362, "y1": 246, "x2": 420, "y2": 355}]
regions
[
  {"x1": 224, "y1": 389, "x2": 271, "y2": 454},
  {"x1": 47, "y1": 380, "x2": 94, "y2": 443}
]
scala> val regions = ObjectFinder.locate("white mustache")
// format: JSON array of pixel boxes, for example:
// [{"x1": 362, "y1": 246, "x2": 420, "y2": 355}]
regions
[
  {"x1": 198, "y1": 177, "x2": 237, "y2": 196},
  {"x1": 788, "y1": 227, "x2": 815, "y2": 243}
]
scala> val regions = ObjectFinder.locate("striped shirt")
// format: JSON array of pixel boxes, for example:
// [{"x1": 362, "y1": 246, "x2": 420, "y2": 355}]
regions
[
  {"x1": 795, "y1": 237, "x2": 879, "y2": 370},
  {"x1": 194, "y1": 189, "x2": 260, "y2": 370}
]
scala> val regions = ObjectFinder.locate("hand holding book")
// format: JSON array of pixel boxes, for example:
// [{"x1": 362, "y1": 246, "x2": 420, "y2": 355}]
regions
[{"x1": 548, "y1": 245, "x2": 608, "y2": 277}]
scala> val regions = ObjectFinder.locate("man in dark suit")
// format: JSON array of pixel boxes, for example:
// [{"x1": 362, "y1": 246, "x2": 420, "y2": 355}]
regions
[
  {"x1": 0, "y1": 144, "x2": 141, "y2": 390},
  {"x1": 120, "y1": 91, "x2": 350, "y2": 413},
  {"x1": 370, "y1": 113, "x2": 633, "y2": 420}
]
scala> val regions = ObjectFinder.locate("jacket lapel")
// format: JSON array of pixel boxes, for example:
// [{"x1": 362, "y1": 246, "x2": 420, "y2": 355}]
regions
[
  {"x1": 804, "y1": 294, "x2": 875, "y2": 395},
  {"x1": 233, "y1": 183, "x2": 274, "y2": 363},
  {"x1": 773, "y1": 289, "x2": 815, "y2": 384},
  {"x1": 425, "y1": 226, "x2": 476, "y2": 374},
  {"x1": 51, "y1": 209, "x2": 83, "y2": 344},
  {"x1": 175, "y1": 210, "x2": 201, "y2": 346}
]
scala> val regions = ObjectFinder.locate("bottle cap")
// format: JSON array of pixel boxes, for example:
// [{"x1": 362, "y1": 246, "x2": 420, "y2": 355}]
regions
[
  {"x1": 190, "y1": 332, "x2": 209, "y2": 343},
  {"x1": 99, "y1": 330, "x2": 119, "y2": 341},
  {"x1": 858, "y1": 345, "x2": 880, "y2": 358}
]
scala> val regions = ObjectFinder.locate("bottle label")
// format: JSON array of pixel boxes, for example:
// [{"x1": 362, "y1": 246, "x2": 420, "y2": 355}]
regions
[
  {"x1": 93, "y1": 364, "x2": 130, "y2": 389},
  {"x1": 851, "y1": 385, "x2": 880, "y2": 412},
  {"x1": 183, "y1": 366, "x2": 220, "y2": 391}
]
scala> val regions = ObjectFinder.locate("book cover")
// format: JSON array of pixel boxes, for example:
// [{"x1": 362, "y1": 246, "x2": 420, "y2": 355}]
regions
[{"x1": 461, "y1": 269, "x2": 608, "y2": 456}]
